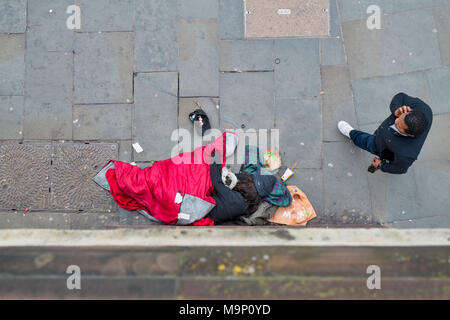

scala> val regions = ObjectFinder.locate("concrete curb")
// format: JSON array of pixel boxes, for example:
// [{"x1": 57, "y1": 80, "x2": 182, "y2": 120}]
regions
[{"x1": 0, "y1": 227, "x2": 449, "y2": 247}]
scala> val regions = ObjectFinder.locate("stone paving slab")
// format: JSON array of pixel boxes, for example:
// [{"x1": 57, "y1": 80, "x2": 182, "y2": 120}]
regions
[
  {"x1": 28, "y1": 0, "x2": 74, "y2": 30},
  {"x1": 274, "y1": 39, "x2": 321, "y2": 98},
  {"x1": 342, "y1": 9, "x2": 441, "y2": 80},
  {"x1": 276, "y1": 97, "x2": 322, "y2": 169},
  {"x1": 74, "y1": 32, "x2": 133, "y2": 104},
  {"x1": 425, "y1": 67, "x2": 450, "y2": 115},
  {"x1": 329, "y1": 0, "x2": 341, "y2": 37},
  {"x1": 135, "y1": 0, "x2": 178, "y2": 72},
  {"x1": 416, "y1": 113, "x2": 450, "y2": 170},
  {"x1": 321, "y1": 38, "x2": 346, "y2": 65},
  {"x1": 24, "y1": 51, "x2": 73, "y2": 140},
  {"x1": 0, "y1": 34, "x2": 25, "y2": 96},
  {"x1": 23, "y1": 100, "x2": 73, "y2": 140},
  {"x1": 219, "y1": 39, "x2": 273, "y2": 72},
  {"x1": 386, "y1": 215, "x2": 450, "y2": 228},
  {"x1": 385, "y1": 168, "x2": 421, "y2": 223},
  {"x1": 320, "y1": 65, "x2": 356, "y2": 142},
  {"x1": 75, "y1": 0, "x2": 135, "y2": 32},
  {"x1": 415, "y1": 166, "x2": 450, "y2": 218},
  {"x1": 118, "y1": 140, "x2": 132, "y2": 163},
  {"x1": 178, "y1": 18, "x2": 219, "y2": 97},
  {"x1": 323, "y1": 141, "x2": 372, "y2": 225},
  {"x1": 73, "y1": 104, "x2": 132, "y2": 140},
  {"x1": 0, "y1": 212, "x2": 72, "y2": 229},
  {"x1": 25, "y1": 51, "x2": 73, "y2": 102},
  {"x1": 220, "y1": 72, "x2": 274, "y2": 131},
  {"x1": 385, "y1": 171, "x2": 436, "y2": 223},
  {"x1": 352, "y1": 71, "x2": 430, "y2": 126},
  {"x1": 26, "y1": 27, "x2": 73, "y2": 53},
  {"x1": 219, "y1": 0, "x2": 244, "y2": 39},
  {"x1": 133, "y1": 72, "x2": 178, "y2": 161},
  {"x1": 0, "y1": 96, "x2": 23, "y2": 140},
  {"x1": 178, "y1": 0, "x2": 218, "y2": 18},
  {"x1": 0, "y1": 0, "x2": 26, "y2": 33},
  {"x1": 338, "y1": 0, "x2": 450, "y2": 22},
  {"x1": 433, "y1": 6, "x2": 450, "y2": 66}
]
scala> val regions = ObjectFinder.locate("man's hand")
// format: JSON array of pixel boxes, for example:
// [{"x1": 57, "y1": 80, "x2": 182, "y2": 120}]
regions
[
  {"x1": 394, "y1": 105, "x2": 412, "y2": 118},
  {"x1": 372, "y1": 157, "x2": 382, "y2": 168}
]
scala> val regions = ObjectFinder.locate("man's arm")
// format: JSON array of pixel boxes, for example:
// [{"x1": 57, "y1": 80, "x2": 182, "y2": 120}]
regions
[
  {"x1": 380, "y1": 157, "x2": 414, "y2": 174},
  {"x1": 390, "y1": 92, "x2": 432, "y2": 117},
  {"x1": 389, "y1": 92, "x2": 408, "y2": 114}
]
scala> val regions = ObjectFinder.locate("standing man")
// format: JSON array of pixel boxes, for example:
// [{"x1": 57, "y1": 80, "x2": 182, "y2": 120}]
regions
[{"x1": 337, "y1": 92, "x2": 433, "y2": 174}]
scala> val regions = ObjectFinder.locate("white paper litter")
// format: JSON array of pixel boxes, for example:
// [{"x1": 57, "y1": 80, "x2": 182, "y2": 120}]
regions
[{"x1": 132, "y1": 142, "x2": 143, "y2": 153}]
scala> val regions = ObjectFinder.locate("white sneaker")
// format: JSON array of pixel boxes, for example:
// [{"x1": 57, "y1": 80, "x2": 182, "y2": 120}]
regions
[{"x1": 337, "y1": 121, "x2": 354, "y2": 138}]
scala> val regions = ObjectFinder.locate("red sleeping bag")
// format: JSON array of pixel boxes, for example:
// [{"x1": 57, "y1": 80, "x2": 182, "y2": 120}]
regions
[{"x1": 105, "y1": 132, "x2": 236, "y2": 226}]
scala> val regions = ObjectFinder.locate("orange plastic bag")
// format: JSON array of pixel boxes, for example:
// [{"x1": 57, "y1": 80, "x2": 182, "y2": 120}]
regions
[{"x1": 268, "y1": 186, "x2": 316, "y2": 226}]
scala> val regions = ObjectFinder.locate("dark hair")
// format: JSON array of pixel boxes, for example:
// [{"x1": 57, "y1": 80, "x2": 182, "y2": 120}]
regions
[
  {"x1": 233, "y1": 175, "x2": 262, "y2": 215},
  {"x1": 404, "y1": 111, "x2": 428, "y2": 136}
]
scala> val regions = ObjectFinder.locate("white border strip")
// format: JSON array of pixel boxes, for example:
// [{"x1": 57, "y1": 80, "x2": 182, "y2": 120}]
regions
[{"x1": 0, "y1": 228, "x2": 449, "y2": 247}]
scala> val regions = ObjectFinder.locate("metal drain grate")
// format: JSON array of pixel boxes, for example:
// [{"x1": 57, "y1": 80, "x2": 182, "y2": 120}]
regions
[
  {"x1": 0, "y1": 142, "x2": 118, "y2": 212},
  {"x1": 0, "y1": 143, "x2": 51, "y2": 211},
  {"x1": 51, "y1": 143, "x2": 118, "y2": 212}
]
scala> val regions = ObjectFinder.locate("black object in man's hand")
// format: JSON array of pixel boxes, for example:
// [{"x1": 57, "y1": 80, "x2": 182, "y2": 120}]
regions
[{"x1": 368, "y1": 157, "x2": 381, "y2": 173}]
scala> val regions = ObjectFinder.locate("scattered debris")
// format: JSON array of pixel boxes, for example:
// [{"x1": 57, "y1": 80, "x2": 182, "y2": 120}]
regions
[
  {"x1": 132, "y1": 142, "x2": 143, "y2": 153},
  {"x1": 281, "y1": 162, "x2": 297, "y2": 181},
  {"x1": 194, "y1": 100, "x2": 204, "y2": 110}
]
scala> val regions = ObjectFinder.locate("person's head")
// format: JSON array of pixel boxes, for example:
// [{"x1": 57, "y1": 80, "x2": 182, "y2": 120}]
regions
[
  {"x1": 234, "y1": 175, "x2": 262, "y2": 214},
  {"x1": 395, "y1": 110, "x2": 428, "y2": 136}
]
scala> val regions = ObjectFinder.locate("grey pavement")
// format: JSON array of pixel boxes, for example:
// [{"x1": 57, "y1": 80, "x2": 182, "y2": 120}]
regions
[{"x1": 0, "y1": 0, "x2": 450, "y2": 228}]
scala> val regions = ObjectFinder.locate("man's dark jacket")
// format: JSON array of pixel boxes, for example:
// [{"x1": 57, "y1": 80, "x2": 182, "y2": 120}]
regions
[
  {"x1": 207, "y1": 163, "x2": 248, "y2": 223},
  {"x1": 374, "y1": 93, "x2": 433, "y2": 174}
]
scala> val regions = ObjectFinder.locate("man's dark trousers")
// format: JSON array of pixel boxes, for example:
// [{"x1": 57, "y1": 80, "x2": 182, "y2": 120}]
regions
[{"x1": 349, "y1": 130, "x2": 379, "y2": 156}]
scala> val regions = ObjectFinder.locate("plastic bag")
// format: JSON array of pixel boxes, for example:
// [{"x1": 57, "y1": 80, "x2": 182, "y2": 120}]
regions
[{"x1": 268, "y1": 186, "x2": 316, "y2": 226}]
